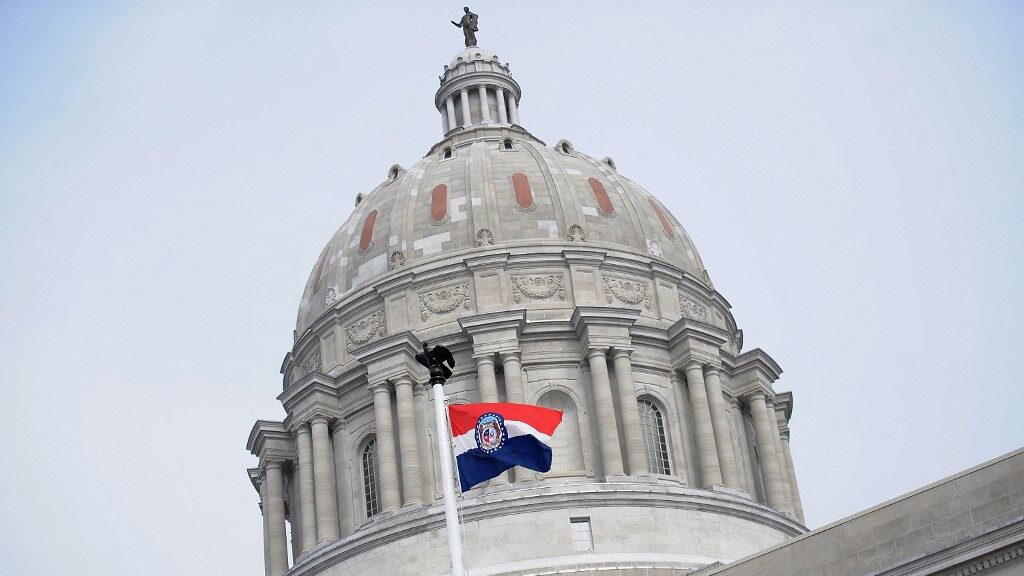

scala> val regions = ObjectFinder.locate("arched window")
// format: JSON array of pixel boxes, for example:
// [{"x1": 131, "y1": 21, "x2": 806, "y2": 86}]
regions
[
  {"x1": 442, "y1": 146, "x2": 453, "y2": 160},
  {"x1": 502, "y1": 138, "x2": 514, "y2": 151},
  {"x1": 361, "y1": 439, "x2": 381, "y2": 517},
  {"x1": 536, "y1": 390, "x2": 585, "y2": 474},
  {"x1": 638, "y1": 399, "x2": 671, "y2": 474}
]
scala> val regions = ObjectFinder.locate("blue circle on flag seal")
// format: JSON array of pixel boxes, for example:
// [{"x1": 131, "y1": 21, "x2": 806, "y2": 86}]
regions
[{"x1": 474, "y1": 412, "x2": 507, "y2": 453}]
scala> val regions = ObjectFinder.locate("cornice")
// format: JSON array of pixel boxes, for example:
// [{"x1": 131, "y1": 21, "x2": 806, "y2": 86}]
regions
[
  {"x1": 246, "y1": 419, "x2": 292, "y2": 460},
  {"x1": 458, "y1": 309, "x2": 527, "y2": 336},
  {"x1": 775, "y1": 391, "x2": 793, "y2": 420},
  {"x1": 561, "y1": 248, "x2": 606, "y2": 266},
  {"x1": 650, "y1": 260, "x2": 685, "y2": 283},
  {"x1": 733, "y1": 348, "x2": 784, "y2": 381},
  {"x1": 372, "y1": 271, "x2": 415, "y2": 297},
  {"x1": 464, "y1": 252, "x2": 510, "y2": 271},
  {"x1": 667, "y1": 318, "x2": 730, "y2": 350},
  {"x1": 277, "y1": 372, "x2": 338, "y2": 406},
  {"x1": 571, "y1": 306, "x2": 641, "y2": 350},
  {"x1": 504, "y1": 251, "x2": 567, "y2": 269}
]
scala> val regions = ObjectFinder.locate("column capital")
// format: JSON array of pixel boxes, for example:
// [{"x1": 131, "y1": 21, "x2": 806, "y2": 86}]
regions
[
  {"x1": 367, "y1": 380, "x2": 391, "y2": 394},
  {"x1": 703, "y1": 363, "x2": 723, "y2": 377},
  {"x1": 683, "y1": 359, "x2": 705, "y2": 372},
  {"x1": 390, "y1": 374, "x2": 415, "y2": 388},
  {"x1": 473, "y1": 353, "x2": 496, "y2": 365},
  {"x1": 610, "y1": 347, "x2": 634, "y2": 360},
  {"x1": 585, "y1": 346, "x2": 608, "y2": 360},
  {"x1": 745, "y1": 389, "x2": 772, "y2": 404},
  {"x1": 498, "y1": 349, "x2": 522, "y2": 362}
]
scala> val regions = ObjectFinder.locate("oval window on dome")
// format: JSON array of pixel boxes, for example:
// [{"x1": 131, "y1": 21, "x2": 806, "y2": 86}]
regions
[
  {"x1": 511, "y1": 172, "x2": 534, "y2": 210},
  {"x1": 588, "y1": 178, "x2": 614, "y2": 216},
  {"x1": 649, "y1": 199, "x2": 675, "y2": 239},
  {"x1": 359, "y1": 209, "x2": 378, "y2": 253},
  {"x1": 430, "y1": 184, "x2": 449, "y2": 223}
]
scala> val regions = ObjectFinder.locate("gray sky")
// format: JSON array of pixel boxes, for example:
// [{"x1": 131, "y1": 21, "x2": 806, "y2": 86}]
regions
[{"x1": 1, "y1": 2, "x2": 1021, "y2": 575}]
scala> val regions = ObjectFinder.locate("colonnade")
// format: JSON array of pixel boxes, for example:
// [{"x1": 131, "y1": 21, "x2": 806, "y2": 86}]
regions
[
  {"x1": 440, "y1": 83, "x2": 520, "y2": 133},
  {"x1": 257, "y1": 344, "x2": 805, "y2": 575}
]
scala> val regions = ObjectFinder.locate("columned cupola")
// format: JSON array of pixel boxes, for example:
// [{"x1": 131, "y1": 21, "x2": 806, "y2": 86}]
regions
[{"x1": 434, "y1": 47, "x2": 523, "y2": 135}]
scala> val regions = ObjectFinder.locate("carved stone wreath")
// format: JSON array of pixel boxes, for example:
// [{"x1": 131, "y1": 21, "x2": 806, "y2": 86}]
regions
[
  {"x1": 567, "y1": 224, "x2": 587, "y2": 242},
  {"x1": 603, "y1": 277, "x2": 652, "y2": 310},
  {"x1": 346, "y1": 310, "x2": 387, "y2": 350},
  {"x1": 300, "y1": 348, "x2": 322, "y2": 375},
  {"x1": 476, "y1": 228, "x2": 495, "y2": 247},
  {"x1": 418, "y1": 283, "x2": 472, "y2": 320},
  {"x1": 646, "y1": 238, "x2": 663, "y2": 257},
  {"x1": 511, "y1": 274, "x2": 566, "y2": 303},
  {"x1": 678, "y1": 293, "x2": 709, "y2": 322},
  {"x1": 324, "y1": 286, "x2": 339, "y2": 306}
]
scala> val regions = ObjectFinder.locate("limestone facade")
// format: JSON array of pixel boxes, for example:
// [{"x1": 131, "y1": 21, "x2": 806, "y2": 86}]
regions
[{"x1": 246, "y1": 45, "x2": 808, "y2": 576}]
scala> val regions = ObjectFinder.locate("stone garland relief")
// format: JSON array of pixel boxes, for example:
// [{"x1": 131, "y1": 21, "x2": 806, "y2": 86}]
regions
[
  {"x1": 678, "y1": 292, "x2": 710, "y2": 322},
  {"x1": 418, "y1": 283, "x2": 473, "y2": 320},
  {"x1": 300, "y1": 348, "x2": 322, "y2": 375},
  {"x1": 603, "y1": 276, "x2": 652, "y2": 310},
  {"x1": 346, "y1": 309, "x2": 387, "y2": 351},
  {"x1": 511, "y1": 274, "x2": 566, "y2": 303}
]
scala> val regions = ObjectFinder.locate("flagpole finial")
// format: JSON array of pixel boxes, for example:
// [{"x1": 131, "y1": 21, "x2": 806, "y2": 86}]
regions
[{"x1": 416, "y1": 342, "x2": 456, "y2": 383}]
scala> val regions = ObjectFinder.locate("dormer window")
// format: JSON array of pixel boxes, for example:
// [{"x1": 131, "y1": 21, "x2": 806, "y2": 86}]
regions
[
  {"x1": 556, "y1": 139, "x2": 574, "y2": 155},
  {"x1": 502, "y1": 138, "x2": 513, "y2": 151},
  {"x1": 387, "y1": 164, "x2": 402, "y2": 183},
  {"x1": 442, "y1": 147, "x2": 453, "y2": 160}
]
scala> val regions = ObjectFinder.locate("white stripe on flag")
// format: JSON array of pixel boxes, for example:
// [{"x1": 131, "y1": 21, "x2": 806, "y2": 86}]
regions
[{"x1": 452, "y1": 419, "x2": 552, "y2": 457}]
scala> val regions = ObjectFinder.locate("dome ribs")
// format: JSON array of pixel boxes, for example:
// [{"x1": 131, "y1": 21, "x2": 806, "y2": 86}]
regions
[
  {"x1": 587, "y1": 177, "x2": 615, "y2": 216},
  {"x1": 649, "y1": 199, "x2": 675, "y2": 239}
]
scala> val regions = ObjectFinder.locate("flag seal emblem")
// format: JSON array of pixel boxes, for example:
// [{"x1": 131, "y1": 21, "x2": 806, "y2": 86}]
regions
[{"x1": 474, "y1": 412, "x2": 507, "y2": 453}]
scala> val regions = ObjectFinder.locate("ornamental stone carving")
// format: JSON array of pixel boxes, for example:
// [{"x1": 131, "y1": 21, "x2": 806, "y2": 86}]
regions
[
  {"x1": 603, "y1": 276, "x2": 652, "y2": 310},
  {"x1": 476, "y1": 228, "x2": 495, "y2": 246},
  {"x1": 346, "y1": 309, "x2": 387, "y2": 350},
  {"x1": 702, "y1": 269, "x2": 715, "y2": 289},
  {"x1": 678, "y1": 292, "x2": 710, "y2": 322},
  {"x1": 418, "y1": 283, "x2": 472, "y2": 320},
  {"x1": 300, "y1": 348, "x2": 322, "y2": 375},
  {"x1": 511, "y1": 274, "x2": 566, "y2": 303},
  {"x1": 324, "y1": 286, "x2": 340, "y2": 306},
  {"x1": 388, "y1": 251, "x2": 406, "y2": 270},
  {"x1": 568, "y1": 224, "x2": 587, "y2": 242},
  {"x1": 646, "y1": 238, "x2": 663, "y2": 257}
]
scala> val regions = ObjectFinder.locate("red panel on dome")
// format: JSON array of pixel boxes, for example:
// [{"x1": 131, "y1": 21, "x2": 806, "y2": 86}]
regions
[
  {"x1": 359, "y1": 209, "x2": 378, "y2": 251},
  {"x1": 431, "y1": 184, "x2": 448, "y2": 222},
  {"x1": 588, "y1": 178, "x2": 614, "y2": 215},
  {"x1": 311, "y1": 246, "x2": 328, "y2": 293},
  {"x1": 649, "y1": 199, "x2": 675, "y2": 238},
  {"x1": 512, "y1": 172, "x2": 533, "y2": 209}
]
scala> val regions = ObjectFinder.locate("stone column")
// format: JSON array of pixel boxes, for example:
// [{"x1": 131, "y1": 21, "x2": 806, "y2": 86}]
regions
[
  {"x1": 475, "y1": 354, "x2": 508, "y2": 485},
  {"x1": 703, "y1": 365, "x2": 741, "y2": 490},
  {"x1": 587, "y1": 348, "x2": 624, "y2": 477},
  {"x1": 748, "y1": 391, "x2": 787, "y2": 511},
  {"x1": 495, "y1": 88, "x2": 508, "y2": 124},
  {"x1": 611, "y1": 349, "x2": 647, "y2": 475},
  {"x1": 445, "y1": 96, "x2": 457, "y2": 132},
  {"x1": 311, "y1": 416, "x2": 340, "y2": 542},
  {"x1": 780, "y1": 429, "x2": 806, "y2": 524},
  {"x1": 331, "y1": 423, "x2": 354, "y2": 536},
  {"x1": 508, "y1": 94, "x2": 520, "y2": 125},
  {"x1": 459, "y1": 88, "x2": 472, "y2": 127},
  {"x1": 394, "y1": 375, "x2": 423, "y2": 506},
  {"x1": 767, "y1": 400, "x2": 795, "y2": 516},
  {"x1": 262, "y1": 496, "x2": 271, "y2": 576},
  {"x1": 475, "y1": 355, "x2": 500, "y2": 402},
  {"x1": 500, "y1": 351, "x2": 526, "y2": 404},
  {"x1": 413, "y1": 381, "x2": 437, "y2": 501},
  {"x1": 263, "y1": 461, "x2": 289, "y2": 576},
  {"x1": 478, "y1": 85, "x2": 491, "y2": 123},
  {"x1": 440, "y1": 108, "x2": 448, "y2": 134},
  {"x1": 295, "y1": 423, "x2": 318, "y2": 551},
  {"x1": 683, "y1": 362, "x2": 723, "y2": 487},
  {"x1": 370, "y1": 381, "x2": 402, "y2": 512}
]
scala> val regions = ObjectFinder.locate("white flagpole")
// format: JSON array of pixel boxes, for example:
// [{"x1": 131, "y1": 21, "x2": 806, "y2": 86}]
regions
[{"x1": 431, "y1": 380, "x2": 466, "y2": 576}]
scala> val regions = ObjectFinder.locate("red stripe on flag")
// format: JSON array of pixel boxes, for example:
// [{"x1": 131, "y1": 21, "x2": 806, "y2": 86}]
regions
[{"x1": 449, "y1": 402, "x2": 562, "y2": 436}]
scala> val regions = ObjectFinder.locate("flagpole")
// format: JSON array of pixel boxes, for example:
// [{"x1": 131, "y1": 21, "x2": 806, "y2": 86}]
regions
[{"x1": 421, "y1": 345, "x2": 466, "y2": 576}]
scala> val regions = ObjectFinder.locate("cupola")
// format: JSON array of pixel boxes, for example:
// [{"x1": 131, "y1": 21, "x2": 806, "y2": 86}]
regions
[{"x1": 435, "y1": 47, "x2": 522, "y2": 135}]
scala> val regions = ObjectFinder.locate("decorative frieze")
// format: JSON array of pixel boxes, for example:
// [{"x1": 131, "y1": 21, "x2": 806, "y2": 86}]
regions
[
  {"x1": 603, "y1": 276, "x2": 652, "y2": 310},
  {"x1": 346, "y1": 310, "x2": 387, "y2": 350},
  {"x1": 418, "y1": 283, "x2": 472, "y2": 320},
  {"x1": 678, "y1": 292, "x2": 709, "y2": 322},
  {"x1": 511, "y1": 274, "x2": 566, "y2": 303}
]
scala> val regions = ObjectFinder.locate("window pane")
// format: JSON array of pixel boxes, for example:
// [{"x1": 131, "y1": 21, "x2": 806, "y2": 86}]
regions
[
  {"x1": 570, "y1": 518, "x2": 593, "y2": 551},
  {"x1": 638, "y1": 400, "x2": 671, "y2": 475},
  {"x1": 362, "y1": 439, "x2": 380, "y2": 517}
]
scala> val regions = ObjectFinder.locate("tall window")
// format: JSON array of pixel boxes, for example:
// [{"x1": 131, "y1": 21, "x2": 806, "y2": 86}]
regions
[
  {"x1": 361, "y1": 439, "x2": 381, "y2": 517},
  {"x1": 638, "y1": 400, "x2": 671, "y2": 474},
  {"x1": 570, "y1": 517, "x2": 593, "y2": 551}
]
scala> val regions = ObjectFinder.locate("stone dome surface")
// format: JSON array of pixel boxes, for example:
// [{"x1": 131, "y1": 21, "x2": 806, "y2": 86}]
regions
[{"x1": 296, "y1": 134, "x2": 709, "y2": 334}]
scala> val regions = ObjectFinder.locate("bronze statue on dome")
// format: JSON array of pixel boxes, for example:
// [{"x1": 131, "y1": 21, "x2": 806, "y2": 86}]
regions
[{"x1": 451, "y1": 7, "x2": 478, "y2": 47}]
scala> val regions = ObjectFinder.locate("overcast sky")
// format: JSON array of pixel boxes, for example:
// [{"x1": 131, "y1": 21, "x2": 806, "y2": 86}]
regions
[{"x1": 1, "y1": 2, "x2": 1022, "y2": 575}]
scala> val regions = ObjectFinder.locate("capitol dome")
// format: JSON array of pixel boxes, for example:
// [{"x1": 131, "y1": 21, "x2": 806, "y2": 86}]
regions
[{"x1": 249, "y1": 36, "x2": 806, "y2": 576}]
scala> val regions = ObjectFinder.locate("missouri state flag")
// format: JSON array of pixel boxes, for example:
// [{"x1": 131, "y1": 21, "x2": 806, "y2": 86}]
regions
[{"x1": 449, "y1": 402, "x2": 563, "y2": 492}]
